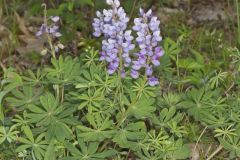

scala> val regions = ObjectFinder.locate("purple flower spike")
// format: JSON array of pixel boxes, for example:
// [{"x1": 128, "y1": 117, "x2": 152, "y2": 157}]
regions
[
  {"x1": 130, "y1": 8, "x2": 164, "y2": 85},
  {"x1": 36, "y1": 16, "x2": 61, "y2": 38},
  {"x1": 148, "y1": 77, "x2": 159, "y2": 86},
  {"x1": 93, "y1": 0, "x2": 134, "y2": 76},
  {"x1": 93, "y1": 1, "x2": 164, "y2": 86}
]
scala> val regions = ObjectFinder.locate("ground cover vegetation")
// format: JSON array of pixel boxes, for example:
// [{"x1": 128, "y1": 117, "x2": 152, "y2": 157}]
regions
[{"x1": 0, "y1": 0, "x2": 240, "y2": 159}]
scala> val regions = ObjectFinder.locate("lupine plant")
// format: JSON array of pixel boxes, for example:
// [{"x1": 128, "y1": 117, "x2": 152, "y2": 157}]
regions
[
  {"x1": 1, "y1": 0, "x2": 240, "y2": 160},
  {"x1": 93, "y1": 0, "x2": 164, "y2": 86}
]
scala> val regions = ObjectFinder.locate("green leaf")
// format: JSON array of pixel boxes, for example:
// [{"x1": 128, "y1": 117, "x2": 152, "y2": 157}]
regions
[
  {"x1": 172, "y1": 142, "x2": 191, "y2": 159},
  {"x1": 44, "y1": 140, "x2": 56, "y2": 160},
  {"x1": 0, "y1": 71, "x2": 23, "y2": 121},
  {"x1": 23, "y1": 126, "x2": 34, "y2": 143},
  {"x1": 113, "y1": 122, "x2": 146, "y2": 148},
  {"x1": 64, "y1": 138, "x2": 116, "y2": 159},
  {"x1": 77, "y1": 114, "x2": 114, "y2": 141},
  {"x1": 178, "y1": 58, "x2": 203, "y2": 70},
  {"x1": 127, "y1": 95, "x2": 156, "y2": 119}
]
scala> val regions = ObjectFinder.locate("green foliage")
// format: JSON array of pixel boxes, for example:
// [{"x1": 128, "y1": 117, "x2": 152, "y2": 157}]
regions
[
  {"x1": 1, "y1": 38, "x2": 240, "y2": 159},
  {"x1": 0, "y1": 49, "x2": 190, "y2": 159},
  {"x1": 1, "y1": 1, "x2": 240, "y2": 159}
]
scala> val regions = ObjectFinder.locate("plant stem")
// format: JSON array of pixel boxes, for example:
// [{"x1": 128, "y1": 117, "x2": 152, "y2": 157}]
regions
[
  {"x1": 206, "y1": 145, "x2": 223, "y2": 160},
  {"x1": 42, "y1": 3, "x2": 56, "y2": 59},
  {"x1": 61, "y1": 86, "x2": 64, "y2": 104},
  {"x1": 193, "y1": 126, "x2": 208, "y2": 156},
  {"x1": 130, "y1": 0, "x2": 137, "y2": 21},
  {"x1": 116, "y1": 77, "x2": 147, "y2": 127},
  {"x1": 236, "y1": 0, "x2": 240, "y2": 46},
  {"x1": 118, "y1": 49, "x2": 124, "y2": 107},
  {"x1": 176, "y1": 54, "x2": 181, "y2": 92}
]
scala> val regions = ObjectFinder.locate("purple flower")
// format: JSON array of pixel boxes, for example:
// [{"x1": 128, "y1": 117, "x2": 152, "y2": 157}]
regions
[
  {"x1": 132, "y1": 61, "x2": 142, "y2": 70},
  {"x1": 36, "y1": 24, "x2": 47, "y2": 36},
  {"x1": 146, "y1": 65, "x2": 153, "y2": 76},
  {"x1": 131, "y1": 70, "x2": 139, "y2": 79},
  {"x1": 121, "y1": 70, "x2": 126, "y2": 78},
  {"x1": 148, "y1": 76, "x2": 159, "y2": 86},
  {"x1": 36, "y1": 16, "x2": 61, "y2": 38},
  {"x1": 100, "y1": 52, "x2": 107, "y2": 61},
  {"x1": 50, "y1": 16, "x2": 60, "y2": 22}
]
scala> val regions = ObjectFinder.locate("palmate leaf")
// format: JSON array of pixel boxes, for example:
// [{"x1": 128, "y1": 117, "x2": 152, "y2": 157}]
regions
[
  {"x1": 0, "y1": 125, "x2": 19, "y2": 144},
  {"x1": 63, "y1": 129, "x2": 116, "y2": 160},
  {"x1": 178, "y1": 58, "x2": 204, "y2": 70},
  {"x1": 136, "y1": 149, "x2": 163, "y2": 160},
  {"x1": 12, "y1": 115, "x2": 29, "y2": 130},
  {"x1": 214, "y1": 124, "x2": 237, "y2": 142},
  {"x1": 81, "y1": 47, "x2": 99, "y2": 67},
  {"x1": 179, "y1": 88, "x2": 213, "y2": 120},
  {"x1": 77, "y1": 113, "x2": 115, "y2": 141},
  {"x1": 113, "y1": 122, "x2": 146, "y2": 148},
  {"x1": 124, "y1": 93, "x2": 156, "y2": 119},
  {"x1": 26, "y1": 93, "x2": 76, "y2": 141},
  {"x1": 16, "y1": 126, "x2": 48, "y2": 160},
  {"x1": 160, "y1": 106, "x2": 177, "y2": 123},
  {"x1": 147, "y1": 130, "x2": 171, "y2": 150},
  {"x1": 167, "y1": 139, "x2": 190, "y2": 160},
  {"x1": 157, "y1": 93, "x2": 182, "y2": 109},
  {"x1": 209, "y1": 70, "x2": 228, "y2": 89},
  {"x1": 200, "y1": 111, "x2": 230, "y2": 128},
  {"x1": 45, "y1": 56, "x2": 80, "y2": 85},
  {"x1": 77, "y1": 90, "x2": 104, "y2": 112},
  {"x1": 75, "y1": 65, "x2": 102, "y2": 89},
  {"x1": 5, "y1": 85, "x2": 42, "y2": 110},
  {"x1": 69, "y1": 88, "x2": 105, "y2": 113},
  {"x1": 22, "y1": 69, "x2": 46, "y2": 86},
  {"x1": 219, "y1": 137, "x2": 240, "y2": 158},
  {"x1": 167, "y1": 121, "x2": 187, "y2": 138},
  {"x1": 94, "y1": 74, "x2": 116, "y2": 95},
  {"x1": 151, "y1": 106, "x2": 185, "y2": 137},
  {"x1": 132, "y1": 78, "x2": 157, "y2": 98},
  {"x1": 136, "y1": 137, "x2": 190, "y2": 160},
  {"x1": 63, "y1": 139, "x2": 116, "y2": 160},
  {"x1": 159, "y1": 106, "x2": 183, "y2": 124},
  {"x1": 0, "y1": 71, "x2": 23, "y2": 121},
  {"x1": 163, "y1": 37, "x2": 181, "y2": 61}
]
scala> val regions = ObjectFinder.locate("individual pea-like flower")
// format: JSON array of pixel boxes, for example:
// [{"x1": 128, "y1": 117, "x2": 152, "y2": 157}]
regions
[
  {"x1": 148, "y1": 76, "x2": 159, "y2": 86},
  {"x1": 131, "y1": 69, "x2": 139, "y2": 79},
  {"x1": 93, "y1": 0, "x2": 135, "y2": 76},
  {"x1": 132, "y1": 8, "x2": 164, "y2": 86},
  {"x1": 36, "y1": 16, "x2": 61, "y2": 38}
]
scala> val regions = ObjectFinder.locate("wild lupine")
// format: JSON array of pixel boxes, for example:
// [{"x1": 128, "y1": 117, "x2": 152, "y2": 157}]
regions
[
  {"x1": 36, "y1": 15, "x2": 64, "y2": 56},
  {"x1": 36, "y1": 16, "x2": 62, "y2": 38},
  {"x1": 92, "y1": 0, "x2": 135, "y2": 76},
  {"x1": 93, "y1": 0, "x2": 163, "y2": 86},
  {"x1": 132, "y1": 8, "x2": 164, "y2": 86}
]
